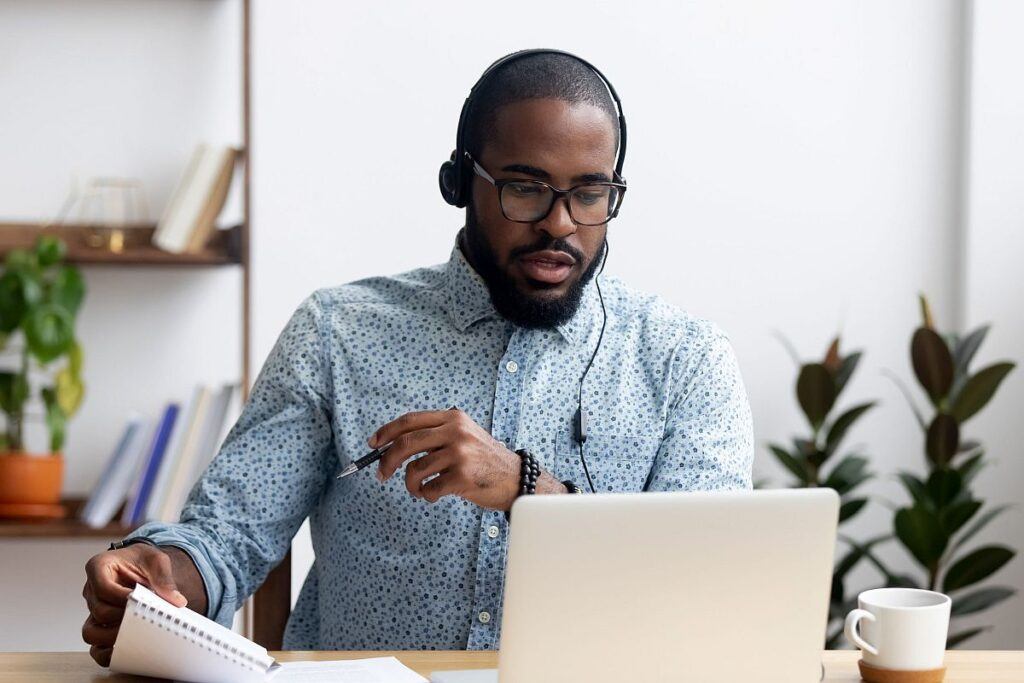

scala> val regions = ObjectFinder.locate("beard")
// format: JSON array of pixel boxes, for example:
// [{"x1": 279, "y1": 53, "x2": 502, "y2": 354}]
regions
[{"x1": 461, "y1": 208, "x2": 604, "y2": 329}]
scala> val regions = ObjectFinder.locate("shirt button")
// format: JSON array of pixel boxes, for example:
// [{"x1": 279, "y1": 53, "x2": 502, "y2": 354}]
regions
[
  {"x1": 478, "y1": 611, "x2": 492, "y2": 624},
  {"x1": 487, "y1": 525, "x2": 500, "y2": 539},
  {"x1": 505, "y1": 360, "x2": 518, "y2": 374}
]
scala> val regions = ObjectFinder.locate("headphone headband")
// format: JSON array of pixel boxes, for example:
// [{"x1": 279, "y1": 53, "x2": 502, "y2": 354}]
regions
[{"x1": 439, "y1": 48, "x2": 628, "y2": 210}]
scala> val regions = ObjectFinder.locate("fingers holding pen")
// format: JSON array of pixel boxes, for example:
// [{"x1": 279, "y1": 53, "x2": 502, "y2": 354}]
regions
[{"x1": 376, "y1": 424, "x2": 452, "y2": 481}]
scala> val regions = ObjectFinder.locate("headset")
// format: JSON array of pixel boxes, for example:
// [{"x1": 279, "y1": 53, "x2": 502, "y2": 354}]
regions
[
  {"x1": 438, "y1": 48, "x2": 628, "y2": 210},
  {"x1": 439, "y1": 49, "x2": 628, "y2": 493}
]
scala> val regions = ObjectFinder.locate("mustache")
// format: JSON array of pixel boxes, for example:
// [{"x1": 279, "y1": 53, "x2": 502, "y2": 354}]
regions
[{"x1": 509, "y1": 238, "x2": 585, "y2": 264}]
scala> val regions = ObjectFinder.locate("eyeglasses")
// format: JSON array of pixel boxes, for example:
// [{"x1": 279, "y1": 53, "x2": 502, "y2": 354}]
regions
[{"x1": 469, "y1": 155, "x2": 626, "y2": 226}]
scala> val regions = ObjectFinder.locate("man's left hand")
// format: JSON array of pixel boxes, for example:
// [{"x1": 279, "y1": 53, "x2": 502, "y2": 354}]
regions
[{"x1": 370, "y1": 408, "x2": 561, "y2": 510}]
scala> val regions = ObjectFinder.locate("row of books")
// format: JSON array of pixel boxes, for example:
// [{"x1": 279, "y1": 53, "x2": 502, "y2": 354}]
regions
[{"x1": 80, "y1": 383, "x2": 240, "y2": 529}]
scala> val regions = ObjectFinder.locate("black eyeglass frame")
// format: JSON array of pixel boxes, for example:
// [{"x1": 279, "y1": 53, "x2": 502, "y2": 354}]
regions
[{"x1": 468, "y1": 154, "x2": 627, "y2": 226}]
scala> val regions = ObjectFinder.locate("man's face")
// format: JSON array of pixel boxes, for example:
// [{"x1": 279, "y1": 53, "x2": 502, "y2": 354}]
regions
[{"x1": 463, "y1": 98, "x2": 617, "y2": 328}]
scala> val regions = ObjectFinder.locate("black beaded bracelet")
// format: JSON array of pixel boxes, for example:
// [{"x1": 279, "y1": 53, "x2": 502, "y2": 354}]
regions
[{"x1": 516, "y1": 448, "x2": 540, "y2": 495}]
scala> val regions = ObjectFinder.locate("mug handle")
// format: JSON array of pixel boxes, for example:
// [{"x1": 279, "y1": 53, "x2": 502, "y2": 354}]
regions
[{"x1": 844, "y1": 609, "x2": 879, "y2": 655}]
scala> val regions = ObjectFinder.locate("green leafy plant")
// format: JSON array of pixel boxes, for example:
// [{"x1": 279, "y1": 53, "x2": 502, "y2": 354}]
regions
[
  {"x1": 887, "y1": 294, "x2": 1017, "y2": 647},
  {"x1": 0, "y1": 235, "x2": 86, "y2": 453},
  {"x1": 769, "y1": 335, "x2": 881, "y2": 646}
]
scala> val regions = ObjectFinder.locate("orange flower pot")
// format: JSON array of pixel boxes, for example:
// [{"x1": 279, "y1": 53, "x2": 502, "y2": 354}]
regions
[{"x1": 0, "y1": 452, "x2": 65, "y2": 519}]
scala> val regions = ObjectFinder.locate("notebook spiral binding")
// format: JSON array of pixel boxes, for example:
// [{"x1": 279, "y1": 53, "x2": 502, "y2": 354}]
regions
[{"x1": 135, "y1": 599, "x2": 265, "y2": 673}]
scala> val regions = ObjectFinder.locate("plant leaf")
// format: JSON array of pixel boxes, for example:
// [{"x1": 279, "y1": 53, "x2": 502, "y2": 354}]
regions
[
  {"x1": 797, "y1": 363, "x2": 836, "y2": 430},
  {"x1": 68, "y1": 338, "x2": 83, "y2": 376},
  {"x1": 951, "y1": 505, "x2": 1013, "y2": 555},
  {"x1": 41, "y1": 386, "x2": 66, "y2": 453},
  {"x1": 950, "y1": 362, "x2": 1016, "y2": 423},
  {"x1": 825, "y1": 402, "x2": 876, "y2": 455},
  {"x1": 953, "y1": 325, "x2": 989, "y2": 377},
  {"x1": 834, "y1": 351, "x2": 863, "y2": 396},
  {"x1": 824, "y1": 455, "x2": 871, "y2": 495},
  {"x1": 950, "y1": 587, "x2": 1016, "y2": 616},
  {"x1": 926, "y1": 413, "x2": 960, "y2": 466},
  {"x1": 895, "y1": 505, "x2": 948, "y2": 568},
  {"x1": 49, "y1": 265, "x2": 85, "y2": 316},
  {"x1": 957, "y1": 451, "x2": 986, "y2": 485},
  {"x1": 823, "y1": 337, "x2": 841, "y2": 374},
  {"x1": 926, "y1": 468, "x2": 963, "y2": 507},
  {"x1": 34, "y1": 235, "x2": 67, "y2": 267},
  {"x1": 839, "y1": 498, "x2": 868, "y2": 523},
  {"x1": 919, "y1": 293, "x2": 935, "y2": 329},
  {"x1": 940, "y1": 500, "x2": 981, "y2": 537},
  {"x1": 882, "y1": 368, "x2": 927, "y2": 431},
  {"x1": 947, "y1": 627, "x2": 989, "y2": 649},
  {"x1": 772, "y1": 330, "x2": 802, "y2": 367},
  {"x1": 897, "y1": 472, "x2": 932, "y2": 509},
  {"x1": 887, "y1": 574, "x2": 921, "y2": 589},
  {"x1": 911, "y1": 327, "x2": 954, "y2": 405},
  {"x1": 55, "y1": 366, "x2": 84, "y2": 416},
  {"x1": 0, "y1": 270, "x2": 27, "y2": 333},
  {"x1": 22, "y1": 303, "x2": 74, "y2": 364},
  {"x1": 943, "y1": 545, "x2": 1015, "y2": 592},
  {"x1": 769, "y1": 444, "x2": 808, "y2": 484}
]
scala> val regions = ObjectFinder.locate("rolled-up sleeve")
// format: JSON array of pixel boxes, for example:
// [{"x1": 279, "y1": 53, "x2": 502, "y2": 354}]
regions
[
  {"x1": 646, "y1": 323, "x2": 754, "y2": 492},
  {"x1": 125, "y1": 291, "x2": 336, "y2": 626}
]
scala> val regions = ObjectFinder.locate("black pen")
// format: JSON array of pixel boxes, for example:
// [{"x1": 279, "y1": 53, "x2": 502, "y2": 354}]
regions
[
  {"x1": 335, "y1": 442, "x2": 394, "y2": 480},
  {"x1": 337, "y1": 406, "x2": 459, "y2": 480}
]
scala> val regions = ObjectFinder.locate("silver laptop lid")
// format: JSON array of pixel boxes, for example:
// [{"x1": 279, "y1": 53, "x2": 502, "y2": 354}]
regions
[{"x1": 498, "y1": 488, "x2": 838, "y2": 683}]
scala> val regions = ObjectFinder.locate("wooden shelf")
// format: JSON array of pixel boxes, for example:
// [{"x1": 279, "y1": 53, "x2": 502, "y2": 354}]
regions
[
  {"x1": 0, "y1": 222, "x2": 242, "y2": 267},
  {"x1": 0, "y1": 498, "x2": 135, "y2": 539}
]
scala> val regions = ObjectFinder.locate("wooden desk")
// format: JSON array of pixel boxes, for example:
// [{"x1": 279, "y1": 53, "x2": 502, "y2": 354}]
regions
[{"x1": 1, "y1": 650, "x2": 1022, "y2": 681}]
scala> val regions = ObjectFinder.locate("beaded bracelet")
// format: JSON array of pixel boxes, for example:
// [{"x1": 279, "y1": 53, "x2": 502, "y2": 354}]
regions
[{"x1": 516, "y1": 448, "x2": 540, "y2": 495}]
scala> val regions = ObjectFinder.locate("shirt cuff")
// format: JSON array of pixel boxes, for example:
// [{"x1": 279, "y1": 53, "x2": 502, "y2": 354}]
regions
[{"x1": 123, "y1": 522, "x2": 235, "y2": 627}]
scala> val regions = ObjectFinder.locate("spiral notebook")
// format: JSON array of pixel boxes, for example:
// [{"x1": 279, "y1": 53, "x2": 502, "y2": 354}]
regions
[
  {"x1": 110, "y1": 584, "x2": 428, "y2": 683},
  {"x1": 111, "y1": 584, "x2": 280, "y2": 683}
]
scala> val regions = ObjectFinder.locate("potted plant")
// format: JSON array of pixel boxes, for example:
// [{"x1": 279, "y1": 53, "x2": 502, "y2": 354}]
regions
[
  {"x1": 886, "y1": 295, "x2": 1017, "y2": 646},
  {"x1": 0, "y1": 235, "x2": 85, "y2": 518},
  {"x1": 768, "y1": 334, "x2": 889, "y2": 646}
]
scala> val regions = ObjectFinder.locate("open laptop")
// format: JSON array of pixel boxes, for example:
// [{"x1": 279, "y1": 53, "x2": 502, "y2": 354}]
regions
[{"x1": 432, "y1": 488, "x2": 838, "y2": 683}]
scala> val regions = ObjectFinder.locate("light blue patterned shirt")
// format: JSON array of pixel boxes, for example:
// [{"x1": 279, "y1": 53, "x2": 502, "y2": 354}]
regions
[{"x1": 127, "y1": 237, "x2": 753, "y2": 650}]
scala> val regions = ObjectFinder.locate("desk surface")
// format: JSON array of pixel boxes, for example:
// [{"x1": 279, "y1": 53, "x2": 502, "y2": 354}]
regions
[{"x1": 1, "y1": 650, "x2": 1022, "y2": 681}]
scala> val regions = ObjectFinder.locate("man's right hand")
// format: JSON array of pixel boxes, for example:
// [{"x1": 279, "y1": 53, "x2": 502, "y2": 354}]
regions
[{"x1": 81, "y1": 543, "x2": 193, "y2": 667}]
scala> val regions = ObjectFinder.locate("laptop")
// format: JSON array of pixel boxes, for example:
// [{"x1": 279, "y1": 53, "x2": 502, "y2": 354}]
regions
[{"x1": 432, "y1": 488, "x2": 838, "y2": 683}]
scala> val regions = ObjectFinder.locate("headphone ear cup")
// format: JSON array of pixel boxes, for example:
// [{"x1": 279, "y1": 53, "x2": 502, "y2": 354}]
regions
[{"x1": 438, "y1": 160, "x2": 459, "y2": 206}]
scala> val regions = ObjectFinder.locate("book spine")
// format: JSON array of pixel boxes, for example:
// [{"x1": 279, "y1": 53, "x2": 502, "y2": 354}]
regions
[{"x1": 125, "y1": 404, "x2": 179, "y2": 526}]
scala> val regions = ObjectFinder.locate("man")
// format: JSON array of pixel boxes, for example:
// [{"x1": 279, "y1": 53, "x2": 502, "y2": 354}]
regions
[{"x1": 81, "y1": 51, "x2": 753, "y2": 663}]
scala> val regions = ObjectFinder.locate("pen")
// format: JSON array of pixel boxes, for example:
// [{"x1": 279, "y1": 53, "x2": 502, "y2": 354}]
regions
[
  {"x1": 337, "y1": 406, "x2": 458, "y2": 480},
  {"x1": 335, "y1": 442, "x2": 394, "y2": 480}
]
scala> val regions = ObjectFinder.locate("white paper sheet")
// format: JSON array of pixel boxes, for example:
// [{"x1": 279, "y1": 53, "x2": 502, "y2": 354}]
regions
[{"x1": 275, "y1": 658, "x2": 427, "y2": 682}]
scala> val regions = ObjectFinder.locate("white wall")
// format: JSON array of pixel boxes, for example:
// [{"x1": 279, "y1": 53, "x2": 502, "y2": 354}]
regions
[
  {"x1": 0, "y1": 0, "x2": 243, "y2": 651},
  {"x1": 251, "y1": 0, "x2": 1021, "y2": 648},
  {"x1": 960, "y1": 0, "x2": 1024, "y2": 644}
]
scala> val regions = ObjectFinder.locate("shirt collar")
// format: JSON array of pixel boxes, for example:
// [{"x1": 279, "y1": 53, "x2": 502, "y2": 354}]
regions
[{"x1": 443, "y1": 232, "x2": 601, "y2": 345}]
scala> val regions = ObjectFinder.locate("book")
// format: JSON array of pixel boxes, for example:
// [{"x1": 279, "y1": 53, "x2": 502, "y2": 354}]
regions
[
  {"x1": 155, "y1": 386, "x2": 212, "y2": 522},
  {"x1": 79, "y1": 417, "x2": 141, "y2": 525},
  {"x1": 111, "y1": 584, "x2": 427, "y2": 683},
  {"x1": 185, "y1": 382, "x2": 237, "y2": 487},
  {"x1": 153, "y1": 144, "x2": 238, "y2": 254},
  {"x1": 120, "y1": 403, "x2": 179, "y2": 527},
  {"x1": 143, "y1": 385, "x2": 205, "y2": 522},
  {"x1": 81, "y1": 416, "x2": 154, "y2": 528}
]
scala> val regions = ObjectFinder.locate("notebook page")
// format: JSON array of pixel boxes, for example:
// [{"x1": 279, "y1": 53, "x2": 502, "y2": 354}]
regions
[
  {"x1": 276, "y1": 658, "x2": 427, "y2": 682},
  {"x1": 111, "y1": 584, "x2": 279, "y2": 683}
]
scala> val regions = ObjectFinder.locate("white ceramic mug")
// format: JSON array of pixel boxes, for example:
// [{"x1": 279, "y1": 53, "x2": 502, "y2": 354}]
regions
[{"x1": 844, "y1": 588, "x2": 951, "y2": 671}]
